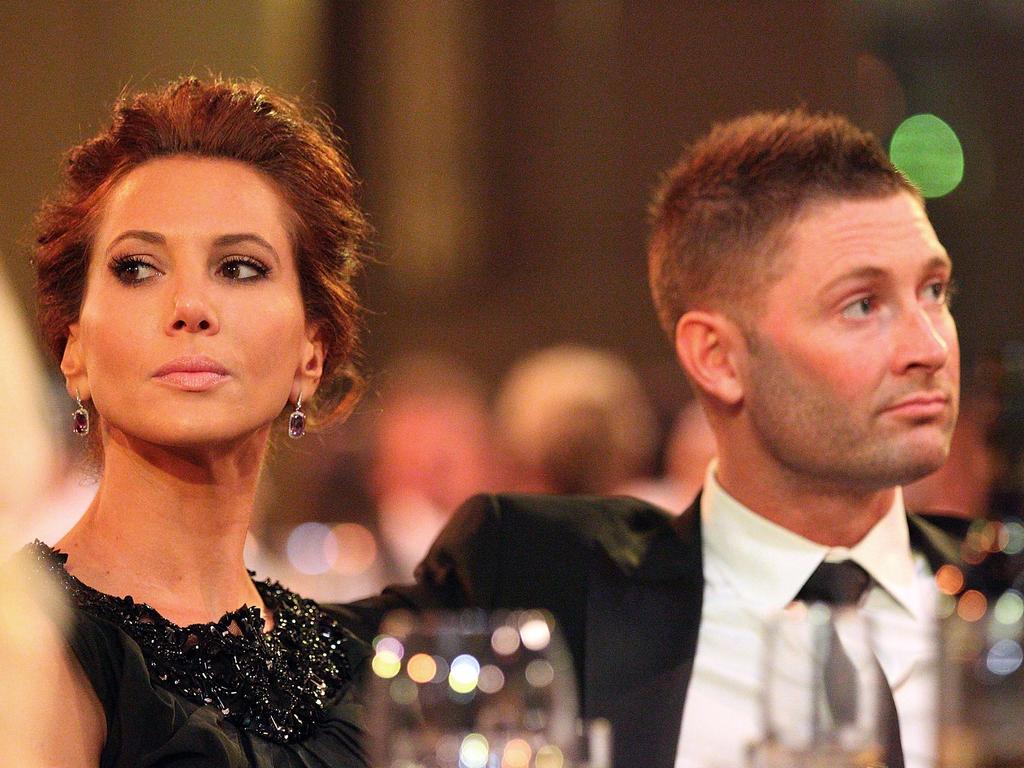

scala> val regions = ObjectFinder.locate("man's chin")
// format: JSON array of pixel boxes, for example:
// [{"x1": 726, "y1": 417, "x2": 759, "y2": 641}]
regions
[{"x1": 889, "y1": 443, "x2": 952, "y2": 487}]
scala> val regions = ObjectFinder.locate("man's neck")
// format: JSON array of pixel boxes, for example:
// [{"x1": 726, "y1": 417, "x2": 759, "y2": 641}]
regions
[{"x1": 714, "y1": 454, "x2": 897, "y2": 548}]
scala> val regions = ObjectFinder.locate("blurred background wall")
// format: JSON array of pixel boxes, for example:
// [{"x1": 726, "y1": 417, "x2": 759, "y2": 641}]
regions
[{"x1": 3, "y1": 1, "x2": 1024, "y2": 596}]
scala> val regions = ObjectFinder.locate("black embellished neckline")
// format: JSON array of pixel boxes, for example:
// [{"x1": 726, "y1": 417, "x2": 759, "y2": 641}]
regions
[{"x1": 27, "y1": 540, "x2": 357, "y2": 744}]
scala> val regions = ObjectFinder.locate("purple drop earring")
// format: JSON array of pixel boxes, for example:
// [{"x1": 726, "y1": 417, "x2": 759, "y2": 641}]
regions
[
  {"x1": 288, "y1": 394, "x2": 306, "y2": 439},
  {"x1": 72, "y1": 390, "x2": 90, "y2": 436}
]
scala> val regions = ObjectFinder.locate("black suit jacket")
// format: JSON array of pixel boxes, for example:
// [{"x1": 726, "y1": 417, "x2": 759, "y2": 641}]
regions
[{"x1": 360, "y1": 492, "x2": 963, "y2": 768}]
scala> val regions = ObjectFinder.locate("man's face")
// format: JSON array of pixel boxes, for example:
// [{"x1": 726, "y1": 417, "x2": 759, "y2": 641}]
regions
[{"x1": 740, "y1": 192, "x2": 959, "y2": 491}]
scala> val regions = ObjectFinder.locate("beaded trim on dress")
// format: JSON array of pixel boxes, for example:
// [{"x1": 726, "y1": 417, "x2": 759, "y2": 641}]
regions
[{"x1": 26, "y1": 540, "x2": 356, "y2": 744}]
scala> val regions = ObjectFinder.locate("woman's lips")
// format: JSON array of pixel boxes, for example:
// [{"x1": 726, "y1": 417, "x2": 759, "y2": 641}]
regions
[
  {"x1": 152, "y1": 356, "x2": 230, "y2": 391},
  {"x1": 153, "y1": 370, "x2": 230, "y2": 391}
]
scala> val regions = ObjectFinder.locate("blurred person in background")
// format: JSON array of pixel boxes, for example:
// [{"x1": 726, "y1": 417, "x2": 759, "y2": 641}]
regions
[
  {"x1": 252, "y1": 353, "x2": 497, "y2": 598},
  {"x1": 369, "y1": 353, "x2": 498, "y2": 579},
  {"x1": 23, "y1": 77, "x2": 373, "y2": 767},
  {"x1": 380, "y1": 110, "x2": 966, "y2": 768},
  {"x1": 494, "y1": 344, "x2": 658, "y2": 495}
]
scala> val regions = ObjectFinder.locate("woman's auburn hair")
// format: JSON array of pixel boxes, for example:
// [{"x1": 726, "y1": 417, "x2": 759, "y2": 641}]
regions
[{"x1": 35, "y1": 76, "x2": 368, "y2": 425}]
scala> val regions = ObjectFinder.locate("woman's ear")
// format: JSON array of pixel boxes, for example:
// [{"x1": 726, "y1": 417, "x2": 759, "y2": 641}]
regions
[
  {"x1": 293, "y1": 323, "x2": 326, "y2": 403},
  {"x1": 59, "y1": 323, "x2": 89, "y2": 399},
  {"x1": 674, "y1": 311, "x2": 746, "y2": 406}
]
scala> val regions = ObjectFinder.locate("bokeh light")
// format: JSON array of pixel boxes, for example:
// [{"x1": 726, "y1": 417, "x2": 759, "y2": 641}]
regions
[
  {"x1": 477, "y1": 664, "x2": 506, "y2": 694},
  {"x1": 957, "y1": 590, "x2": 988, "y2": 622},
  {"x1": 935, "y1": 564, "x2": 965, "y2": 596},
  {"x1": 371, "y1": 635, "x2": 404, "y2": 679},
  {"x1": 519, "y1": 615, "x2": 552, "y2": 651},
  {"x1": 449, "y1": 653, "x2": 481, "y2": 693},
  {"x1": 374, "y1": 635, "x2": 405, "y2": 659},
  {"x1": 407, "y1": 653, "x2": 438, "y2": 684},
  {"x1": 331, "y1": 522, "x2": 379, "y2": 575},
  {"x1": 491, "y1": 625, "x2": 521, "y2": 656},
  {"x1": 525, "y1": 659, "x2": 555, "y2": 688},
  {"x1": 994, "y1": 590, "x2": 1024, "y2": 626},
  {"x1": 889, "y1": 113, "x2": 964, "y2": 198},
  {"x1": 935, "y1": 593, "x2": 957, "y2": 620},
  {"x1": 986, "y1": 639, "x2": 1024, "y2": 676},
  {"x1": 502, "y1": 738, "x2": 532, "y2": 768},
  {"x1": 535, "y1": 745, "x2": 565, "y2": 768},
  {"x1": 1003, "y1": 521, "x2": 1024, "y2": 555},
  {"x1": 967, "y1": 520, "x2": 996, "y2": 553},
  {"x1": 285, "y1": 522, "x2": 338, "y2": 575},
  {"x1": 459, "y1": 733, "x2": 490, "y2": 768},
  {"x1": 372, "y1": 650, "x2": 401, "y2": 679}
]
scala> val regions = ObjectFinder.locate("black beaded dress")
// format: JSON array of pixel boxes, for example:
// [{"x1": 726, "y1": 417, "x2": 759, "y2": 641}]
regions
[{"x1": 25, "y1": 541, "x2": 370, "y2": 768}]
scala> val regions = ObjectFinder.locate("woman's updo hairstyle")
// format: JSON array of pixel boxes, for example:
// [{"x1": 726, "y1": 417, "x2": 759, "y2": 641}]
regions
[{"x1": 35, "y1": 76, "x2": 368, "y2": 426}]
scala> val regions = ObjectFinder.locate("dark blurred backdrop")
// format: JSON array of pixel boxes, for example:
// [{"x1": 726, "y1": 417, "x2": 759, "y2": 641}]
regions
[
  {"x1": 4, "y1": 2, "x2": 1024, "y2": 586},
  {"x1": 4, "y1": 2, "x2": 1022, "y2": 390}
]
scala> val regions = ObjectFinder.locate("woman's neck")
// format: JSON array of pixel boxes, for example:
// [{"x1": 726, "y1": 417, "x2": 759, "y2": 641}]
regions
[{"x1": 56, "y1": 428, "x2": 272, "y2": 628}]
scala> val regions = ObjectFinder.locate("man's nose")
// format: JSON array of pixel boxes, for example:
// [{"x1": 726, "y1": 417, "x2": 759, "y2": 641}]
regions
[{"x1": 893, "y1": 304, "x2": 951, "y2": 374}]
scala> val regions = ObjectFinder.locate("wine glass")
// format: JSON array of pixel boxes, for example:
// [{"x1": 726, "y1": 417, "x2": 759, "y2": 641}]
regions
[
  {"x1": 366, "y1": 608, "x2": 591, "y2": 768},
  {"x1": 749, "y1": 603, "x2": 888, "y2": 768}
]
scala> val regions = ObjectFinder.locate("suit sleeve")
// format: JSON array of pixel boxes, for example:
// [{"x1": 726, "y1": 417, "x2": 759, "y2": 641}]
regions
[
  {"x1": 337, "y1": 494, "x2": 505, "y2": 641},
  {"x1": 342, "y1": 493, "x2": 670, "y2": 687},
  {"x1": 410, "y1": 493, "x2": 504, "y2": 607}
]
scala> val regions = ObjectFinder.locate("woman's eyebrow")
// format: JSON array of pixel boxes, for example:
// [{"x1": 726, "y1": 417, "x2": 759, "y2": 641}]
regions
[
  {"x1": 105, "y1": 229, "x2": 165, "y2": 254},
  {"x1": 212, "y1": 233, "x2": 280, "y2": 265}
]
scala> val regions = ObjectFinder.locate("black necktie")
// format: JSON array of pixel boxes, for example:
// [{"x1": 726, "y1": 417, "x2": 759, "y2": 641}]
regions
[{"x1": 796, "y1": 561, "x2": 904, "y2": 768}]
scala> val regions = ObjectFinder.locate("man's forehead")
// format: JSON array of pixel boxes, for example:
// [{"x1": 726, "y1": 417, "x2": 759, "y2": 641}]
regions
[{"x1": 782, "y1": 192, "x2": 949, "y2": 272}]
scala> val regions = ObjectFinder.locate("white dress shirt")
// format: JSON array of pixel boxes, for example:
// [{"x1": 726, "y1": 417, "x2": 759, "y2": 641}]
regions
[{"x1": 675, "y1": 463, "x2": 939, "y2": 768}]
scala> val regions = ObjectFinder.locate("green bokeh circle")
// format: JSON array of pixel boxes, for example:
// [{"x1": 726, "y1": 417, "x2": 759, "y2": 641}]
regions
[{"x1": 889, "y1": 113, "x2": 964, "y2": 198}]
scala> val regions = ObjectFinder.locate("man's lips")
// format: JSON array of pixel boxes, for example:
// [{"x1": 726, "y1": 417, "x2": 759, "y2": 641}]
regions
[
  {"x1": 881, "y1": 391, "x2": 951, "y2": 419},
  {"x1": 152, "y1": 356, "x2": 230, "y2": 391}
]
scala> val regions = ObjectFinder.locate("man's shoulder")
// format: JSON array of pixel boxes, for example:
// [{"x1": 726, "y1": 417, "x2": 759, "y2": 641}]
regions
[
  {"x1": 450, "y1": 492, "x2": 691, "y2": 575},
  {"x1": 469, "y1": 491, "x2": 674, "y2": 529}
]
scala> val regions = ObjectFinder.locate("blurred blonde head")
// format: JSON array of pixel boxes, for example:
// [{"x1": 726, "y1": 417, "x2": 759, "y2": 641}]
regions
[{"x1": 495, "y1": 345, "x2": 657, "y2": 495}]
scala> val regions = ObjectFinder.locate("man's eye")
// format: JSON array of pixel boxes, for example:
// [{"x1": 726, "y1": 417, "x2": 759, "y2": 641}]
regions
[
  {"x1": 111, "y1": 257, "x2": 158, "y2": 284},
  {"x1": 219, "y1": 258, "x2": 269, "y2": 280},
  {"x1": 841, "y1": 296, "x2": 874, "y2": 319},
  {"x1": 923, "y1": 280, "x2": 952, "y2": 305}
]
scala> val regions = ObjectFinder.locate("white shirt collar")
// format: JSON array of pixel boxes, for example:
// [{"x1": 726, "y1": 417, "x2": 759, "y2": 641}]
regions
[{"x1": 699, "y1": 460, "x2": 923, "y2": 619}]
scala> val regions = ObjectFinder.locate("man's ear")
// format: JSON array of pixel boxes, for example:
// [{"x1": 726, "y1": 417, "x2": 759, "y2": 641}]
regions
[
  {"x1": 59, "y1": 323, "x2": 89, "y2": 399},
  {"x1": 674, "y1": 311, "x2": 745, "y2": 406},
  {"x1": 293, "y1": 323, "x2": 326, "y2": 403}
]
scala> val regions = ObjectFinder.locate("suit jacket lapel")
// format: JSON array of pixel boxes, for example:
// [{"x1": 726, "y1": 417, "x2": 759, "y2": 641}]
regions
[
  {"x1": 584, "y1": 497, "x2": 704, "y2": 768},
  {"x1": 579, "y1": 500, "x2": 962, "y2": 768},
  {"x1": 907, "y1": 513, "x2": 965, "y2": 572}
]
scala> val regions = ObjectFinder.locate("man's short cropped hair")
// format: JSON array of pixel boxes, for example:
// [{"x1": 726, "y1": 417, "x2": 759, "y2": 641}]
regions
[{"x1": 648, "y1": 109, "x2": 920, "y2": 338}]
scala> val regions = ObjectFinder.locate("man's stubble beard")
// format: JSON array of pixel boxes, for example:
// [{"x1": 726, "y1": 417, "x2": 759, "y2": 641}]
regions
[{"x1": 743, "y1": 333, "x2": 956, "y2": 493}]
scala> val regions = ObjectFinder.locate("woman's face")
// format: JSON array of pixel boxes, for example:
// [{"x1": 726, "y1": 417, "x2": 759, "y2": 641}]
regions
[{"x1": 62, "y1": 156, "x2": 323, "y2": 449}]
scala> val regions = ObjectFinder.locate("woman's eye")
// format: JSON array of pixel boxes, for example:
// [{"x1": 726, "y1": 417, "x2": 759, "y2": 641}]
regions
[
  {"x1": 841, "y1": 296, "x2": 874, "y2": 319},
  {"x1": 111, "y1": 257, "x2": 158, "y2": 284},
  {"x1": 219, "y1": 258, "x2": 269, "y2": 281}
]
